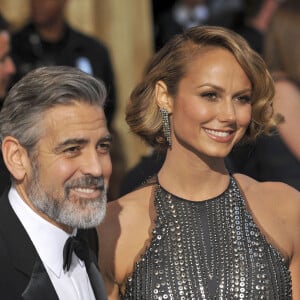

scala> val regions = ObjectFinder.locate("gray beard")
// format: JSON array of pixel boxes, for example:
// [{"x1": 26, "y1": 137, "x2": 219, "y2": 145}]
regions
[{"x1": 27, "y1": 161, "x2": 107, "y2": 229}]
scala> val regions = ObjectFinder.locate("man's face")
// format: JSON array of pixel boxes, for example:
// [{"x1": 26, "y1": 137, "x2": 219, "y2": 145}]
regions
[
  {"x1": 30, "y1": 0, "x2": 66, "y2": 27},
  {"x1": 0, "y1": 31, "x2": 15, "y2": 99},
  {"x1": 24, "y1": 102, "x2": 112, "y2": 232}
]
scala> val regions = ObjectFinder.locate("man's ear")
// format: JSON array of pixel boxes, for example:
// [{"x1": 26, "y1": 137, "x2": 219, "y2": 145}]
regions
[
  {"x1": 155, "y1": 81, "x2": 173, "y2": 112},
  {"x1": 1, "y1": 137, "x2": 30, "y2": 181}
]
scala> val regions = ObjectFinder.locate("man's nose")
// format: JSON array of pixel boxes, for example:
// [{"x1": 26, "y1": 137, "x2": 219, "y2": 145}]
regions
[{"x1": 81, "y1": 151, "x2": 103, "y2": 177}]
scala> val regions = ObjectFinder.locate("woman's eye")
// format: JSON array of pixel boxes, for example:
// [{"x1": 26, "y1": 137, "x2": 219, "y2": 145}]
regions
[
  {"x1": 236, "y1": 95, "x2": 252, "y2": 104},
  {"x1": 201, "y1": 92, "x2": 218, "y2": 101}
]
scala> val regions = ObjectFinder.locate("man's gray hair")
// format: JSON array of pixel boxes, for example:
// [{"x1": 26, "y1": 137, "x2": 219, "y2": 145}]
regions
[{"x1": 0, "y1": 66, "x2": 107, "y2": 155}]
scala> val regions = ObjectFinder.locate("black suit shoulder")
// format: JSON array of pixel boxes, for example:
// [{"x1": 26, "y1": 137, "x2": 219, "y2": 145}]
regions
[
  {"x1": 11, "y1": 22, "x2": 116, "y2": 126},
  {"x1": 0, "y1": 191, "x2": 37, "y2": 298},
  {"x1": 0, "y1": 191, "x2": 100, "y2": 298}
]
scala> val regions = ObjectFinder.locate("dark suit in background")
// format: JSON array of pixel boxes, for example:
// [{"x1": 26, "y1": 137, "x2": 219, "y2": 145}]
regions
[{"x1": 11, "y1": 22, "x2": 116, "y2": 128}]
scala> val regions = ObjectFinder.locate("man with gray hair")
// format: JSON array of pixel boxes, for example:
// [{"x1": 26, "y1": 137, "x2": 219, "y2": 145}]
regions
[{"x1": 0, "y1": 66, "x2": 111, "y2": 299}]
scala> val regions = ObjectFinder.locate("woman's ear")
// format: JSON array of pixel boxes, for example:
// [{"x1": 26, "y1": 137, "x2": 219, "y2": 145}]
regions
[
  {"x1": 1, "y1": 137, "x2": 30, "y2": 181},
  {"x1": 155, "y1": 81, "x2": 173, "y2": 112}
]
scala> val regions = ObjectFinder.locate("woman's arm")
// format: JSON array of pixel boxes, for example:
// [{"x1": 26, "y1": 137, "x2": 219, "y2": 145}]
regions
[
  {"x1": 98, "y1": 187, "x2": 154, "y2": 299},
  {"x1": 289, "y1": 188, "x2": 300, "y2": 299},
  {"x1": 274, "y1": 80, "x2": 300, "y2": 160},
  {"x1": 98, "y1": 200, "x2": 122, "y2": 300}
]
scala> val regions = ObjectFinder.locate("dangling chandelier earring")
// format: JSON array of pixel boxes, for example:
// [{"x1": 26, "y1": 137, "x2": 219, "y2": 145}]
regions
[{"x1": 160, "y1": 108, "x2": 172, "y2": 147}]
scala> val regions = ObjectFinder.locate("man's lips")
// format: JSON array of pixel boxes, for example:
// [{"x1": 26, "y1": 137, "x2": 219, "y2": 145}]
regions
[
  {"x1": 73, "y1": 187, "x2": 98, "y2": 193},
  {"x1": 70, "y1": 186, "x2": 104, "y2": 198}
]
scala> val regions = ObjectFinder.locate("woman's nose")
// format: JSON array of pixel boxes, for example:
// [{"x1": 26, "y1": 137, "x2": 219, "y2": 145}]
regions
[{"x1": 218, "y1": 99, "x2": 236, "y2": 122}]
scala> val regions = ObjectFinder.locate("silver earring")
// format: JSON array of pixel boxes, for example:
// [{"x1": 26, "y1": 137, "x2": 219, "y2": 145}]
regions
[{"x1": 160, "y1": 108, "x2": 172, "y2": 147}]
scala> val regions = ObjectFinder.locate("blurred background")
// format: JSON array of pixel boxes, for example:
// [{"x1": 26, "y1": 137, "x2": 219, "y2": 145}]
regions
[
  {"x1": 0, "y1": 0, "x2": 154, "y2": 169},
  {"x1": 3, "y1": 0, "x2": 297, "y2": 199},
  {"x1": 0, "y1": 0, "x2": 156, "y2": 199}
]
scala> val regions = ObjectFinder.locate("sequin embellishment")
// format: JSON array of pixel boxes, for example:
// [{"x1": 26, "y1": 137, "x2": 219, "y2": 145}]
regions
[{"x1": 121, "y1": 176, "x2": 291, "y2": 299}]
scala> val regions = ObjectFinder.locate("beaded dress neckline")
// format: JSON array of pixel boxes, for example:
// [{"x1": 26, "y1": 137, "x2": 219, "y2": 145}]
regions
[{"x1": 121, "y1": 175, "x2": 291, "y2": 299}]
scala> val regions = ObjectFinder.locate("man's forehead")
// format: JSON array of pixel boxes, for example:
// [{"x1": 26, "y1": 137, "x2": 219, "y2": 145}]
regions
[
  {"x1": 41, "y1": 103, "x2": 107, "y2": 136},
  {"x1": 44, "y1": 102, "x2": 104, "y2": 118}
]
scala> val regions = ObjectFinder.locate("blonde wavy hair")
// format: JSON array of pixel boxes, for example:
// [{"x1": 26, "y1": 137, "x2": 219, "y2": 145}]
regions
[{"x1": 127, "y1": 26, "x2": 280, "y2": 151}]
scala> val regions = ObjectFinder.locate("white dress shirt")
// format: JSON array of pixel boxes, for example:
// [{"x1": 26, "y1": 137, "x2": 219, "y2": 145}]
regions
[{"x1": 9, "y1": 187, "x2": 96, "y2": 300}]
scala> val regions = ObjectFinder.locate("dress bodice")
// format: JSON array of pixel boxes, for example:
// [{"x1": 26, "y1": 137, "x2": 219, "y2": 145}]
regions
[{"x1": 121, "y1": 176, "x2": 291, "y2": 299}]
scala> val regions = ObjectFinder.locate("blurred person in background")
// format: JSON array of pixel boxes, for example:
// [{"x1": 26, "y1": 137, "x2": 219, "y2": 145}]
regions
[
  {"x1": 0, "y1": 13, "x2": 15, "y2": 109},
  {"x1": 155, "y1": 0, "x2": 210, "y2": 50},
  {"x1": 255, "y1": 0, "x2": 300, "y2": 189},
  {"x1": 229, "y1": 0, "x2": 300, "y2": 190},
  {"x1": 227, "y1": 0, "x2": 283, "y2": 182},
  {"x1": 154, "y1": 0, "x2": 242, "y2": 50},
  {"x1": 0, "y1": 13, "x2": 16, "y2": 196},
  {"x1": 11, "y1": 0, "x2": 116, "y2": 128},
  {"x1": 234, "y1": 0, "x2": 281, "y2": 54}
]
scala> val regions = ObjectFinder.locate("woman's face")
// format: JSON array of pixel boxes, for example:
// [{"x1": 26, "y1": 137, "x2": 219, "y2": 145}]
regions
[{"x1": 170, "y1": 47, "x2": 252, "y2": 158}]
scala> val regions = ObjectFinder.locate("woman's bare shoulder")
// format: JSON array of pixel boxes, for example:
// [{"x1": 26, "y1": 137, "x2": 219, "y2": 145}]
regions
[
  {"x1": 100, "y1": 185, "x2": 154, "y2": 231},
  {"x1": 234, "y1": 173, "x2": 300, "y2": 257},
  {"x1": 234, "y1": 173, "x2": 300, "y2": 203},
  {"x1": 98, "y1": 184, "x2": 156, "y2": 285},
  {"x1": 234, "y1": 173, "x2": 300, "y2": 229}
]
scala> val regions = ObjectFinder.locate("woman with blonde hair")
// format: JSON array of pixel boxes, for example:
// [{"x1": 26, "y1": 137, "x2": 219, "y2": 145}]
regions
[{"x1": 99, "y1": 26, "x2": 299, "y2": 299}]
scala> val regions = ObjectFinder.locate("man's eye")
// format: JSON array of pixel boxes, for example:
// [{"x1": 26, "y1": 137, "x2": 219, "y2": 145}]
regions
[
  {"x1": 98, "y1": 142, "x2": 111, "y2": 153},
  {"x1": 64, "y1": 146, "x2": 80, "y2": 154}
]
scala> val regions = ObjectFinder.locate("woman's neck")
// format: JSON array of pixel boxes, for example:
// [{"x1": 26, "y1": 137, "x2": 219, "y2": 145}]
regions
[{"x1": 157, "y1": 148, "x2": 229, "y2": 201}]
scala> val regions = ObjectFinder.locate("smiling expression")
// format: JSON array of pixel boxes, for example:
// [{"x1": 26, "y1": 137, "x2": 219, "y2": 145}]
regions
[
  {"x1": 170, "y1": 47, "x2": 252, "y2": 158},
  {"x1": 24, "y1": 101, "x2": 112, "y2": 231}
]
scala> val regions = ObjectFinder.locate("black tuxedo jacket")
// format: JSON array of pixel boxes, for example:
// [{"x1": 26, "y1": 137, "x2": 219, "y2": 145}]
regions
[{"x1": 0, "y1": 189, "x2": 104, "y2": 299}]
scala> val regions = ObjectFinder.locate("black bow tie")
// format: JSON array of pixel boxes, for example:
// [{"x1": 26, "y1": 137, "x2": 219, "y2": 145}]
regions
[
  {"x1": 63, "y1": 236, "x2": 90, "y2": 271},
  {"x1": 63, "y1": 235, "x2": 107, "y2": 300}
]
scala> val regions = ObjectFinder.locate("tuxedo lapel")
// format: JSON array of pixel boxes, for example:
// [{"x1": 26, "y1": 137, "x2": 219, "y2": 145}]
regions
[
  {"x1": 0, "y1": 191, "x2": 105, "y2": 300},
  {"x1": 77, "y1": 228, "x2": 107, "y2": 299},
  {"x1": 0, "y1": 190, "x2": 36, "y2": 275},
  {"x1": 0, "y1": 191, "x2": 59, "y2": 299},
  {"x1": 88, "y1": 261, "x2": 107, "y2": 300},
  {"x1": 22, "y1": 256, "x2": 59, "y2": 300},
  {"x1": 87, "y1": 249, "x2": 107, "y2": 300}
]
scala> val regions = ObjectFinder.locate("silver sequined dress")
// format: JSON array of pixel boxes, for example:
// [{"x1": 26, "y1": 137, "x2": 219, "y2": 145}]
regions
[{"x1": 121, "y1": 176, "x2": 292, "y2": 299}]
